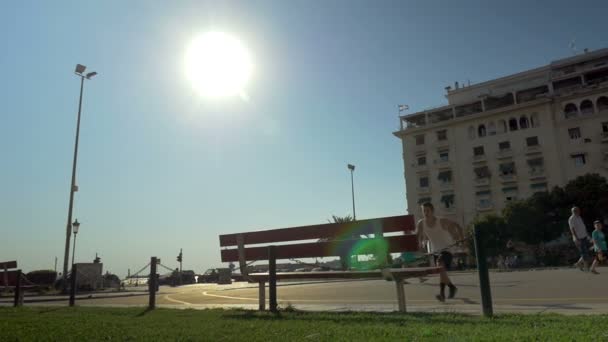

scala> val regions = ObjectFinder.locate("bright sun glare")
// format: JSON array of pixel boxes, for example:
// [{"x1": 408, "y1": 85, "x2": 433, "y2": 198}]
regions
[{"x1": 185, "y1": 32, "x2": 253, "y2": 98}]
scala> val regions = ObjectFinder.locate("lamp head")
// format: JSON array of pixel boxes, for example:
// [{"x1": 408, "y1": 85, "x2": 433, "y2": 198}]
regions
[
  {"x1": 75, "y1": 64, "x2": 86, "y2": 74},
  {"x1": 72, "y1": 219, "x2": 80, "y2": 234}
]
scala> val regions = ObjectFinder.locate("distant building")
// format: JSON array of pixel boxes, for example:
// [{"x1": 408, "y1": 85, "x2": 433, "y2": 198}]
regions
[{"x1": 394, "y1": 48, "x2": 608, "y2": 227}]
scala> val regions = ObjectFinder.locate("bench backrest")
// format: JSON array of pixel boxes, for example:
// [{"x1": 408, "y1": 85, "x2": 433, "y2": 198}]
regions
[
  {"x1": 0, "y1": 260, "x2": 18, "y2": 287},
  {"x1": 219, "y1": 215, "x2": 418, "y2": 263}
]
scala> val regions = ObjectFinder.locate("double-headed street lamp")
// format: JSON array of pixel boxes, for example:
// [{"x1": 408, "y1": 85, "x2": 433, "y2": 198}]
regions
[
  {"x1": 347, "y1": 164, "x2": 356, "y2": 220},
  {"x1": 62, "y1": 64, "x2": 97, "y2": 282},
  {"x1": 71, "y1": 219, "x2": 81, "y2": 268}
]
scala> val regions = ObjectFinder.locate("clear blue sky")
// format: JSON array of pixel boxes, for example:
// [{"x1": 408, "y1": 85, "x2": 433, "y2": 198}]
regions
[{"x1": 1, "y1": 0, "x2": 607, "y2": 277}]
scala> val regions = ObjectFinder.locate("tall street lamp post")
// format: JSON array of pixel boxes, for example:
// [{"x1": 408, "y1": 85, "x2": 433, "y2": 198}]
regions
[
  {"x1": 347, "y1": 164, "x2": 356, "y2": 220},
  {"x1": 62, "y1": 64, "x2": 97, "y2": 282},
  {"x1": 71, "y1": 219, "x2": 80, "y2": 268}
]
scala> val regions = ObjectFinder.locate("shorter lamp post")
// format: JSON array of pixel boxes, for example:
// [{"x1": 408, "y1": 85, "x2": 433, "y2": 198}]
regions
[
  {"x1": 71, "y1": 219, "x2": 81, "y2": 268},
  {"x1": 347, "y1": 164, "x2": 356, "y2": 220}
]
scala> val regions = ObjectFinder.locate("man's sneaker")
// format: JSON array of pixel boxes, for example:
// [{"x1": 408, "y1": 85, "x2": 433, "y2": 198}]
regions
[
  {"x1": 591, "y1": 270, "x2": 600, "y2": 275},
  {"x1": 435, "y1": 294, "x2": 445, "y2": 302},
  {"x1": 448, "y1": 286, "x2": 458, "y2": 299},
  {"x1": 574, "y1": 262, "x2": 584, "y2": 271}
]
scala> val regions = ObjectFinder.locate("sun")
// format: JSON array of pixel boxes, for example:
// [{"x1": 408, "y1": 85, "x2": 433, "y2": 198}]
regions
[{"x1": 185, "y1": 32, "x2": 252, "y2": 98}]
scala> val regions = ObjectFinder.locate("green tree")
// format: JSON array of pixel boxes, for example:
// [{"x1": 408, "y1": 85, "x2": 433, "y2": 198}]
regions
[
  {"x1": 466, "y1": 214, "x2": 509, "y2": 257},
  {"x1": 329, "y1": 214, "x2": 354, "y2": 223}
]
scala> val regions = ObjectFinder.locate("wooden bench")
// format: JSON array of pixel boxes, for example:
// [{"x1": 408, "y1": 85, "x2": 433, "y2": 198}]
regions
[{"x1": 219, "y1": 215, "x2": 442, "y2": 312}]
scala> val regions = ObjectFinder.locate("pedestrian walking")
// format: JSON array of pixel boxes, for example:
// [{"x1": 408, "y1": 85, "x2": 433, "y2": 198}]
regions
[
  {"x1": 590, "y1": 220, "x2": 608, "y2": 275},
  {"x1": 569, "y1": 206, "x2": 592, "y2": 271}
]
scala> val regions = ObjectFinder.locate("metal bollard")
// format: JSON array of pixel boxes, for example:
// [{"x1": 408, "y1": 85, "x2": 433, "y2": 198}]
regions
[
  {"x1": 268, "y1": 246, "x2": 277, "y2": 312},
  {"x1": 13, "y1": 270, "x2": 22, "y2": 307},
  {"x1": 69, "y1": 265, "x2": 77, "y2": 307},
  {"x1": 473, "y1": 225, "x2": 493, "y2": 317},
  {"x1": 149, "y1": 257, "x2": 157, "y2": 309}
]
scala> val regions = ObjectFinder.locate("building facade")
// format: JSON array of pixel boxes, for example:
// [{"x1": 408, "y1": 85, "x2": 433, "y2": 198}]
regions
[{"x1": 394, "y1": 48, "x2": 608, "y2": 227}]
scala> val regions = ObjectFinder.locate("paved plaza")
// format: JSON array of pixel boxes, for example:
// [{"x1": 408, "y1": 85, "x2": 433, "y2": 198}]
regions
[{"x1": 3, "y1": 269, "x2": 608, "y2": 315}]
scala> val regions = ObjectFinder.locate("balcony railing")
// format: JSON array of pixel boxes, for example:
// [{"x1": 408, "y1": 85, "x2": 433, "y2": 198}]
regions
[
  {"x1": 476, "y1": 201, "x2": 494, "y2": 211},
  {"x1": 496, "y1": 149, "x2": 513, "y2": 159},
  {"x1": 500, "y1": 174, "x2": 517, "y2": 182},
  {"x1": 529, "y1": 168, "x2": 545, "y2": 177},
  {"x1": 417, "y1": 186, "x2": 431, "y2": 194},
  {"x1": 475, "y1": 177, "x2": 491, "y2": 186}
]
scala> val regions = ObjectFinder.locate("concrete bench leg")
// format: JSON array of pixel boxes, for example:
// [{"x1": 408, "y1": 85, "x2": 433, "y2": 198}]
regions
[
  {"x1": 395, "y1": 279, "x2": 406, "y2": 312},
  {"x1": 258, "y1": 281, "x2": 266, "y2": 311}
]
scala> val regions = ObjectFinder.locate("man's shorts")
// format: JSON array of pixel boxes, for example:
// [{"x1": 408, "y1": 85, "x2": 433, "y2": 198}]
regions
[{"x1": 434, "y1": 251, "x2": 453, "y2": 271}]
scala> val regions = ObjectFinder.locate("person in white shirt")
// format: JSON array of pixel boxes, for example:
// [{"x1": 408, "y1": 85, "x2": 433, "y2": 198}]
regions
[
  {"x1": 568, "y1": 206, "x2": 591, "y2": 271},
  {"x1": 416, "y1": 202, "x2": 465, "y2": 302}
]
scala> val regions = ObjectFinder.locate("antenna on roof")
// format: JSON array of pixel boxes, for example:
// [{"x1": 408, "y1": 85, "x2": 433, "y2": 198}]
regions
[{"x1": 569, "y1": 38, "x2": 577, "y2": 55}]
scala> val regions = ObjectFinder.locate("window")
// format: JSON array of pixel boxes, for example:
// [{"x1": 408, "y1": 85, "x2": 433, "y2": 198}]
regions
[
  {"x1": 598, "y1": 97, "x2": 608, "y2": 112},
  {"x1": 602, "y1": 122, "x2": 608, "y2": 133},
  {"x1": 499, "y1": 162, "x2": 516, "y2": 176},
  {"x1": 526, "y1": 136, "x2": 539, "y2": 147},
  {"x1": 531, "y1": 182, "x2": 548, "y2": 193},
  {"x1": 441, "y1": 194, "x2": 455, "y2": 209},
  {"x1": 527, "y1": 158, "x2": 544, "y2": 174},
  {"x1": 564, "y1": 103, "x2": 578, "y2": 119},
  {"x1": 568, "y1": 127, "x2": 581, "y2": 140},
  {"x1": 474, "y1": 166, "x2": 491, "y2": 179},
  {"x1": 530, "y1": 113, "x2": 540, "y2": 127},
  {"x1": 572, "y1": 154, "x2": 586, "y2": 167},
  {"x1": 473, "y1": 146, "x2": 484, "y2": 157},
  {"x1": 476, "y1": 190, "x2": 492, "y2": 209},
  {"x1": 417, "y1": 156, "x2": 426, "y2": 166},
  {"x1": 488, "y1": 122, "x2": 496, "y2": 135},
  {"x1": 519, "y1": 116, "x2": 529, "y2": 129},
  {"x1": 499, "y1": 141, "x2": 511, "y2": 151},
  {"x1": 437, "y1": 130, "x2": 447, "y2": 141},
  {"x1": 498, "y1": 120, "x2": 507, "y2": 133},
  {"x1": 478, "y1": 124, "x2": 486, "y2": 137},
  {"x1": 580, "y1": 100, "x2": 594, "y2": 115},
  {"x1": 503, "y1": 186, "x2": 518, "y2": 201},
  {"x1": 415, "y1": 134, "x2": 425, "y2": 145},
  {"x1": 419, "y1": 176, "x2": 429, "y2": 188},
  {"x1": 509, "y1": 118, "x2": 518, "y2": 131},
  {"x1": 438, "y1": 170, "x2": 452, "y2": 184},
  {"x1": 439, "y1": 151, "x2": 449, "y2": 162},
  {"x1": 468, "y1": 126, "x2": 476, "y2": 140}
]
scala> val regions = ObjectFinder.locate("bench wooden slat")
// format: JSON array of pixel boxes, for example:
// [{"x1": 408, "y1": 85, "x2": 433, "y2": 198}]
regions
[
  {"x1": 219, "y1": 215, "x2": 415, "y2": 247},
  {"x1": 221, "y1": 234, "x2": 418, "y2": 262},
  {"x1": 0, "y1": 270, "x2": 21, "y2": 287},
  {"x1": 0, "y1": 261, "x2": 17, "y2": 269},
  {"x1": 247, "y1": 267, "x2": 442, "y2": 281}
]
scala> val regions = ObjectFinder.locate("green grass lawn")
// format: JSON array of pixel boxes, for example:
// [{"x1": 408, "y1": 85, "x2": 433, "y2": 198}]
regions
[{"x1": 1, "y1": 307, "x2": 606, "y2": 341}]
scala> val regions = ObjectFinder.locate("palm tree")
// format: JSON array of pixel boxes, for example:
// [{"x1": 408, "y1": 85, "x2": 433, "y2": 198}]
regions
[{"x1": 328, "y1": 214, "x2": 354, "y2": 223}]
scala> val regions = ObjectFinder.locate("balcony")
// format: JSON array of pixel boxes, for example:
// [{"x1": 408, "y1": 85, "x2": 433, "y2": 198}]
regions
[
  {"x1": 473, "y1": 154, "x2": 487, "y2": 163},
  {"x1": 496, "y1": 149, "x2": 514, "y2": 159},
  {"x1": 499, "y1": 174, "x2": 517, "y2": 183},
  {"x1": 601, "y1": 132, "x2": 608, "y2": 143},
  {"x1": 417, "y1": 186, "x2": 431, "y2": 194},
  {"x1": 439, "y1": 181, "x2": 454, "y2": 191},
  {"x1": 476, "y1": 201, "x2": 494, "y2": 211},
  {"x1": 434, "y1": 159, "x2": 451, "y2": 168},
  {"x1": 529, "y1": 168, "x2": 546, "y2": 178},
  {"x1": 475, "y1": 177, "x2": 491, "y2": 186},
  {"x1": 525, "y1": 145, "x2": 542, "y2": 155}
]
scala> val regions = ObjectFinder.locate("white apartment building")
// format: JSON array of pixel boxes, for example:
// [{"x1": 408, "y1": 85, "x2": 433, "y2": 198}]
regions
[{"x1": 394, "y1": 48, "x2": 608, "y2": 227}]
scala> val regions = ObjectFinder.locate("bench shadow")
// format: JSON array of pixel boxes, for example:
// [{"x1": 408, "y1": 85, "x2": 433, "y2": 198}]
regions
[
  {"x1": 135, "y1": 307, "x2": 154, "y2": 317},
  {"x1": 37, "y1": 307, "x2": 64, "y2": 314},
  {"x1": 221, "y1": 310, "x2": 522, "y2": 327}
]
